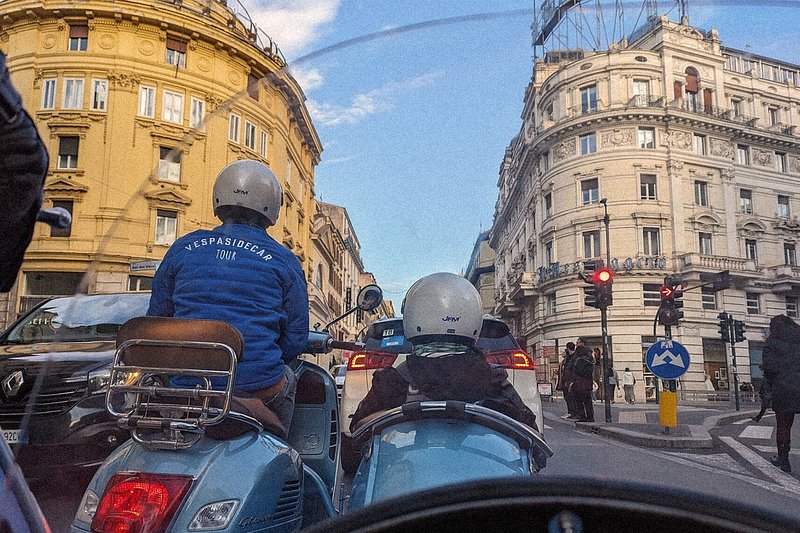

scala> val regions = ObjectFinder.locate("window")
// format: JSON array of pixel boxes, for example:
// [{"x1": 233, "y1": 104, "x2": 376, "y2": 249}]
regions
[
  {"x1": 544, "y1": 193, "x2": 552, "y2": 218},
  {"x1": 62, "y1": 78, "x2": 84, "y2": 109},
  {"x1": 643, "y1": 283, "x2": 661, "y2": 307},
  {"x1": 165, "y1": 38, "x2": 187, "y2": 68},
  {"x1": 544, "y1": 240, "x2": 553, "y2": 265},
  {"x1": 633, "y1": 79, "x2": 649, "y2": 106},
  {"x1": 768, "y1": 107, "x2": 779, "y2": 126},
  {"x1": 68, "y1": 25, "x2": 88, "y2": 51},
  {"x1": 260, "y1": 130, "x2": 268, "y2": 158},
  {"x1": 41, "y1": 78, "x2": 57, "y2": 109},
  {"x1": 162, "y1": 90, "x2": 184, "y2": 124},
  {"x1": 583, "y1": 230, "x2": 601, "y2": 258},
  {"x1": 787, "y1": 296, "x2": 799, "y2": 318},
  {"x1": 155, "y1": 210, "x2": 177, "y2": 246},
  {"x1": 638, "y1": 127, "x2": 655, "y2": 149},
  {"x1": 778, "y1": 195, "x2": 791, "y2": 219},
  {"x1": 57, "y1": 136, "x2": 79, "y2": 169},
  {"x1": 776, "y1": 152, "x2": 788, "y2": 173},
  {"x1": 732, "y1": 98, "x2": 743, "y2": 117},
  {"x1": 694, "y1": 181, "x2": 709, "y2": 206},
  {"x1": 190, "y1": 97, "x2": 205, "y2": 129},
  {"x1": 785, "y1": 243, "x2": 797, "y2": 266},
  {"x1": 228, "y1": 113, "x2": 240, "y2": 142},
  {"x1": 158, "y1": 147, "x2": 181, "y2": 182},
  {"x1": 693, "y1": 134, "x2": 706, "y2": 155},
  {"x1": 129, "y1": 276, "x2": 153, "y2": 292},
  {"x1": 91, "y1": 79, "x2": 108, "y2": 111},
  {"x1": 138, "y1": 86, "x2": 155, "y2": 117},
  {"x1": 699, "y1": 232, "x2": 713, "y2": 255},
  {"x1": 701, "y1": 287, "x2": 717, "y2": 310},
  {"x1": 746, "y1": 293, "x2": 761, "y2": 315},
  {"x1": 542, "y1": 151, "x2": 550, "y2": 172},
  {"x1": 739, "y1": 189, "x2": 753, "y2": 214},
  {"x1": 248, "y1": 73, "x2": 260, "y2": 100},
  {"x1": 546, "y1": 293, "x2": 557, "y2": 315},
  {"x1": 642, "y1": 227, "x2": 661, "y2": 255},
  {"x1": 581, "y1": 178, "x2": 599, "y2": 205},
  {"x1": 580, "y1": 133, "x2": 596, "y2": 155},
  {"x1": 580, "y1": 85, "x2": 597, "y2": 114},
  {"x1": 737, "y1": 144, "x2": 750, "y2": 165},
  {"x1": 640, "y1": 174, "x2": 657, "y2": 200},
  {"x1": 244, "y1": 121, "x2": 257, "y2": 151},
  {"x1": 50, "y1": 200, "x2": 73, "y2": 238},
  {"x1": 745, "y1": 239, "x2": 758, "y2": 264}
]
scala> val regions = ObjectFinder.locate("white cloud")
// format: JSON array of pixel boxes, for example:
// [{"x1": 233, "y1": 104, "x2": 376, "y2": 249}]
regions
[
  {"x1": 307, "y1": 71, "x2": 443, "y2": 126},
  {"x1": 240, "y1": 0, "x2": 341, "y2": 58},
  {"x1": 288, "y1": 65, "x2": 324, "y2": 91}
]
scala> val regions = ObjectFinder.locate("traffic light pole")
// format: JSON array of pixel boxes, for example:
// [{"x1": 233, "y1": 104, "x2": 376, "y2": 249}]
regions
[
  {"x1": 601, "y1": 307, "x2": 612, "y2": 423},
  {"x1": 728, "y1": 318, "x2": 741, "y2": 411}
]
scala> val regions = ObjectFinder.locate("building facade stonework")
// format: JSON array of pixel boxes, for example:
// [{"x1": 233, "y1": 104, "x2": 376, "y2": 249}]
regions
[{"x1": 491, "y1": 16, "x2": 800, "y2": 401}]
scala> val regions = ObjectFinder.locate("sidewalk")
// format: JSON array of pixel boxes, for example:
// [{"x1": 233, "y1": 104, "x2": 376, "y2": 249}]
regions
[{"x1": 543, "y1": 398, "x2": 759, "y2": 449}]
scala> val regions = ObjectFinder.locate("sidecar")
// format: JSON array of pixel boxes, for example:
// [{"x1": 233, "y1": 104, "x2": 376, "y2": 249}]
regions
[{"x1": 347, "y1": 401, "x2": 553, "y2": 510}]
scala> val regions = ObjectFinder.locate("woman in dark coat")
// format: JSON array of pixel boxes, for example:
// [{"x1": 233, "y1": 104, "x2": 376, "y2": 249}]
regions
[{"x1": 762, "y1": 314, "x2": 800, "y2": 473}]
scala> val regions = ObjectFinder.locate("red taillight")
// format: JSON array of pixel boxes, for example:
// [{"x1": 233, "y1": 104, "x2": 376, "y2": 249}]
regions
[
  {"x1": 91, "y1": 473, "x2": 192, "y2": 533},
  {"x1": 347, "y1": 351, "x2": 397, "y2": 370},
  {"x1": 485, "y1": 351, "x2": 536, "y2": 370}
]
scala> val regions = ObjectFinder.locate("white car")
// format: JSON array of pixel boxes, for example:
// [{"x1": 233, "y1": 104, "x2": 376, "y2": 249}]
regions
[
  {"x1": 331, "y1": 364, "x2": 347, "y2": 395},
  {"x1": 338, "y1": 316, "x2": 543, "y2": 474}
]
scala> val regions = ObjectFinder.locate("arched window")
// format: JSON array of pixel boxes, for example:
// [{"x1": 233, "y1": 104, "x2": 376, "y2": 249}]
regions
[{"x1": 684, "y1": 67, "x2": 700, "y2": 111}]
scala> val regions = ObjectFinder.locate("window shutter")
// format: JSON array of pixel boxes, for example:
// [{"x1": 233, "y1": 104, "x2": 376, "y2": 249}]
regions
[
  {"x1": 69, "y1": 25, "x2": 89, "y2": 38},
  {"x1": 703, "y1": 88, "x2": 713, "y2": 113},
  {"x1": 685, "y1": 72, "x2": 699, "y2": 93},
  {"x1": 166, "y1": 38, "x2": 187, "y2": 53},
  {"x1": 673, "y1": 81, "x2": 682, "y2": 100}
]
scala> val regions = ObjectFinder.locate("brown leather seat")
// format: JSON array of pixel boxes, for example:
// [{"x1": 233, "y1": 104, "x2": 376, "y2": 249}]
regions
[{"x1": 206, "y1": 393, "x2": 287, "y2": 440}]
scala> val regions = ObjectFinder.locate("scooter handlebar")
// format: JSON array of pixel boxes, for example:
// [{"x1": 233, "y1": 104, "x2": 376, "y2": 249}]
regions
[{"x1": 329, "y1": 340, "x2": 361, "y2": 352}]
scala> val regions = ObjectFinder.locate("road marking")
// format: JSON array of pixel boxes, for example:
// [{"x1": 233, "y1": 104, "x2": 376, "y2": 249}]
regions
[
  {"x1": 738, "y1": 426, "x2": 774, "y2": 440},
  {"x1": 733, "y1": 418, "x2": 750, "y2": 425},
  {"x1": 753, "y1": 445, "x2": 800, "y2": 457},
  {"x1": 720, "y1": 436, "x2": 800, "y2": 493},
  {"x1": 544, "y1": 424, "x2": 552, "y2": 430},
  {"x1": 664, "y1": 451, "x2": 751, "y2": 476}
]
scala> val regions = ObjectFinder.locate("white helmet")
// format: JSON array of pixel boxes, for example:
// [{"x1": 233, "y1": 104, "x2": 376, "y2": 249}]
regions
[
  {"x1": 402, "y1": 272, "x2": 483, "y2": 345},
  {"x1": 213, "y1": 160, "x2": 283, "y2": 225}
]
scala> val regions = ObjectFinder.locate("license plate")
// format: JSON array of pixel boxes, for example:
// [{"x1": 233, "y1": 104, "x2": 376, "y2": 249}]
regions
[{"x1": 2, "y1": 429, "x2": 26, "y2": 444}]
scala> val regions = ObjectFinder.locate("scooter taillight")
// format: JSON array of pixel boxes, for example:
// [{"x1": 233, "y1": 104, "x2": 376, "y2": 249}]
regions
[
  {"x1": 485, "y1": 351, "x2": 536, "y2": 370},
  {"x1": 347, "y1": 351, "x2": 397, "y2": 370},
  {"x1": 91, "y1": 473, "x2": 192, "y2": 533}
]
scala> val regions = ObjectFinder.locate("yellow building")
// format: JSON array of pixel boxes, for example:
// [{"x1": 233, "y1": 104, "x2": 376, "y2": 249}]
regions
[{"x1": 0, "y1": 0, "x2": 321, "y2": 328}]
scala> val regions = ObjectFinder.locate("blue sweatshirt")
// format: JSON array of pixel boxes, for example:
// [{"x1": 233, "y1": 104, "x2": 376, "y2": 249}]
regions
[{"x1": 147, "y1": 223, "x2": 309, "y2": 391}]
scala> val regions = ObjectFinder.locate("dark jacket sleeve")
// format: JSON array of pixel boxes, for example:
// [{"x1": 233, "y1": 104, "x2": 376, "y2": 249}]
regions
[
  {"x1": 0, "y1": 53, "x2": 49, "y2": 292},
  {"x1": 278, "y1": 254, "x2": 309, "y2": 362},
  {"x1": 146, "y1": 245, "x2": 177, "y2": 317},
  {"x1": 350, "y1": 366, "x2": 408, "y2": 433},
  {"x1": 480, "y1": 365, "x2": 539, "y2": 431}
]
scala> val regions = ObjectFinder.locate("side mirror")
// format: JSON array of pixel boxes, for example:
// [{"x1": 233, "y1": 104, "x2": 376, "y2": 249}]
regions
[{"x1": 356, "y1": 284, "x2": 383, "y2": 312}]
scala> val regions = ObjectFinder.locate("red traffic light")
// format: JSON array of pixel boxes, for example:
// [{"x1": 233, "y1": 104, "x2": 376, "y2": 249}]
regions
[
  {"x1": 660, "y1": 285, "x2": 674, "y2": 299},
  {"x1": 594, "y1": 268, "x2": 613, "y2": 283}
]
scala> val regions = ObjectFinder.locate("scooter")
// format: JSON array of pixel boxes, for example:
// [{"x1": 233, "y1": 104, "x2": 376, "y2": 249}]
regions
[
  {"x1": 346, "y1": 400, "x2": 553, "y2": 510},
  {"x1": 70, "y1": 285, "x2": 383, "y2": 533}
]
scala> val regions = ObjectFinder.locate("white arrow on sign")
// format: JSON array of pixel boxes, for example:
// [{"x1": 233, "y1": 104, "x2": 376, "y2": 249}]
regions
[{"x1": 651, "y1": 350, "x2": 686, "y2": 368}]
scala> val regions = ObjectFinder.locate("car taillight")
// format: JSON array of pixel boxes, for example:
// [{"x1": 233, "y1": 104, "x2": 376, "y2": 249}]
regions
[
  {"x1": 485, "y1": 351, "x2": 536, "y2": 370},
  {"x1": 91, "y1": 473, "x2": 193, "y2": 533},
  {"x1": 347, "y1": 351, "x2": 397, "y2": 370}
]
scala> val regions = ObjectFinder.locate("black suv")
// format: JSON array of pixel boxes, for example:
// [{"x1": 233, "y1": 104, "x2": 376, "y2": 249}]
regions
[{"x1": 0, "y1": 292, "x2": 150, "y2": 482}]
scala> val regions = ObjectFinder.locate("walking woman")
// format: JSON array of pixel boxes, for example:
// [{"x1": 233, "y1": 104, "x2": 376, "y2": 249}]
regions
[
  {"x1": 622, "y1": 367, "x2": 636, "y2": 404},
  {"x1": 762, "y1": 314, "x2": 800, "y2": 473}
]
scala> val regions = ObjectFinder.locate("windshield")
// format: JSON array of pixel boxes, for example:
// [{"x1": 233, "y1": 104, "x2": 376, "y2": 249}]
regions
[
  {"x1": 3, "y1": 294, "x2": 151, "y2": 344},
  {"x1": 3, "y1": 0, "x2": 800, "y2": 530}
]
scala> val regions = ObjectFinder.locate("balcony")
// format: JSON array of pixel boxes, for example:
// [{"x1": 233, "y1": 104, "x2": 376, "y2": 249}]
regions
[
  {"x1": 769, "y1": 265, "x2": 800, "y2": 293},
  {"x1": 507, "y1": 271, "x2": 537, "y2": 301},
  {"x1": 676, "y1": 253, "x2": 757, "y2": 274}
]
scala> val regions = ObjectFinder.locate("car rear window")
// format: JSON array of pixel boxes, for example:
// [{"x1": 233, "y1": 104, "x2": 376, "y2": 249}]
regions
[
  {"x1": 475, "y1": 334, "x2": 520, "y2": 353},
  {"x1": 363, "y1": 320, "x2": 413, "y2": 354}
]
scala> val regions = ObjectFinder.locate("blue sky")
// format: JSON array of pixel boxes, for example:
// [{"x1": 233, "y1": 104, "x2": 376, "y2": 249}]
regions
[{"x1": 240, "y1": 0, "x2": 799, "y2": 301}]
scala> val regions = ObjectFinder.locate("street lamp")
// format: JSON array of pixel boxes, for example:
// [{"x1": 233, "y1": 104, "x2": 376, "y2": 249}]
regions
[{"x1": 598, "y1": 197, "x2": 612, "y2": 423}]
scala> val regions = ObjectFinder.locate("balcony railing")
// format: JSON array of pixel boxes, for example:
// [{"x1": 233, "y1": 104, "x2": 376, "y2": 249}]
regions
[{"x1": 676, "y1": 253, "x2": 757, "y2": 273}]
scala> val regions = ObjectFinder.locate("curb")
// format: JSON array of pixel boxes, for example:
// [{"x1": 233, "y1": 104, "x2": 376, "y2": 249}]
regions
[{"x1": 545, "y1": 408, "x2": 762, "y2": 449}]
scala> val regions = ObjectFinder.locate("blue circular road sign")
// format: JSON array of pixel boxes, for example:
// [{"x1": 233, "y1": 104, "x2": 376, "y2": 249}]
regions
[{"x1": 645, "y1": 340, "x2": 691, "y2": 380}]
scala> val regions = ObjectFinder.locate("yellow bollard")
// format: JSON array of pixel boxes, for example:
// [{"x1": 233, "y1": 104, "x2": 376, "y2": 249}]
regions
[{"x1": 659, "y1": 390, "x2": 677, "y2": 428}]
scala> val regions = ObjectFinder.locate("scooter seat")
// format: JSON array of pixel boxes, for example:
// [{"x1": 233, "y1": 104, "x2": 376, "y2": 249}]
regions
[{"x1": 205, "y1": 394, "x2": 287, "y2": 440}]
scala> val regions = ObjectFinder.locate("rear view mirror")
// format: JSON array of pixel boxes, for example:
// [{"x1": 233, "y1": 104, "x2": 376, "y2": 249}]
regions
[{"x1": 357, "y1": 285, "x2": 383, "y2": 312}]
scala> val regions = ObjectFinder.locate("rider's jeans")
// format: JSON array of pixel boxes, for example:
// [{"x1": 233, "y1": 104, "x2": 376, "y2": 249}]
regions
[{"x1": 262, "y1": 365, "x2": 298, "y2": 434}]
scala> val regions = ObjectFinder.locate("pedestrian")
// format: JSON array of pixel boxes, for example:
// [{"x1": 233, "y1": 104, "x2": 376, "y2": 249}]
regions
[
  {"x1": 148, "y1": 160, "x2": 309, "y2": 438},
  {"x1": 556, "y1": 342, "x2": 576, "y2": 419},
  {"x1": 607, "y1": 366, "x2": 619, "y2": 403},
  {"x1": 751, "y1": 377, "x2": 772, "y2": 423},
  {"x1": 592, "y1": 347, "x2": 604, "y2": 401},
  {"x1": 623, "y1": 367, "x2": 636, "y2": 404},
  {"x1": 762, "y1": 314, "x2": 800, "y2": 473},
  {"x1": 571, "y1": 338, "x2": 595, "y2": 422},
  {"x1": 0, "y1": 53, "x2": 49, "y2": 292}
]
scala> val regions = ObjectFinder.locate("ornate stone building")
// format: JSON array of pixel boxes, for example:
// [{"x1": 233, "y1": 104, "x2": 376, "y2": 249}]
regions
[
  {"x1": 0, "y1": 0, "x2": 321, "y2": 327},
  {"x1": 465, "y1": 230, "x2": 496, "y2": 315},
  {"x1": 491, "y1": 16, "x2": 800, "y2": 400}
]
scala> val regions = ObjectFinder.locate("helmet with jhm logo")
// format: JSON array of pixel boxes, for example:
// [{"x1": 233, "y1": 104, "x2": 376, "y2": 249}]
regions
[
  {"x1": 213, "y1": 159, "x2": 283, "y2": 226},
  {"x1": 402, "y1": 272, "x2": 483, "y2": 345}
]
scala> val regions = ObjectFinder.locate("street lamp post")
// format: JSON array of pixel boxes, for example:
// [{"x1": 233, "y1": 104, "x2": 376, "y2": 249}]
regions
[{"x1": 599, "y1": 198, "x2": 612, "y2": 423}]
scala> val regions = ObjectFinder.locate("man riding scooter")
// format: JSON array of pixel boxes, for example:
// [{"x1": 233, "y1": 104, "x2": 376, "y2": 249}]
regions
[
  {"x1": 351, "y1": 272, "x2": 537, "y2": 431},
  {"x1": 147, "y1": 159, "x2": 309, "y2": 436}
]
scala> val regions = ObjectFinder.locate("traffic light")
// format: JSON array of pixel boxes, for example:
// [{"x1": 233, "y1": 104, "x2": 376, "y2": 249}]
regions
[
  {"x1": 580, "y1": 260, "x2": 599, "y2": 309},
  {"x1": 733, "y1": 320, "x2": 746, "y2": 343},
  {"x1": 718, "y1": 312, "x2": 731, "y2": 343},
  {"x1": 584, "y1": 285, "x2": 598, "y2": 309},
  {"x1": 594, "y1": 268, "x2": 613, "y2": 310},
  {"x1": 659, "y1": 277, "x2": 684, "y2": 326}
]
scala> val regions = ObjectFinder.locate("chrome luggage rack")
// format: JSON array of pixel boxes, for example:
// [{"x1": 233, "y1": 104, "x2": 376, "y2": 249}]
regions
[{"x1": 106, "y1": 317, "x2": 242, "y2": 450}]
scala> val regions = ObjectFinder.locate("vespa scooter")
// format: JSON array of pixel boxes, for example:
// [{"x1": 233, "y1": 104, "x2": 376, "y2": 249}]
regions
[{"x1": 70, "y1": 285, "x2": 383, "y2": 533}]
